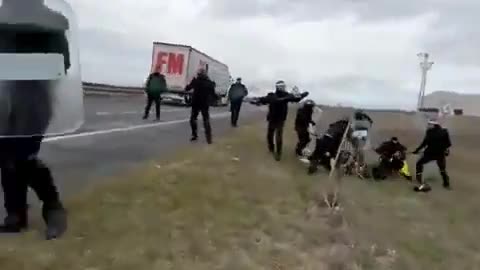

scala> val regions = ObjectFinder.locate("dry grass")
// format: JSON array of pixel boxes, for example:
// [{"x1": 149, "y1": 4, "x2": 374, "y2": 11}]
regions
[{"x1": 1, "y1": 109, "x2": 480, "y2": 270}]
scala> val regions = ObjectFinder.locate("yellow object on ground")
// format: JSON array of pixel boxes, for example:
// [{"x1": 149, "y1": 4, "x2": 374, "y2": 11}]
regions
[{"x1": 399, "y1": 160, "x2": 411, "y2": 180}]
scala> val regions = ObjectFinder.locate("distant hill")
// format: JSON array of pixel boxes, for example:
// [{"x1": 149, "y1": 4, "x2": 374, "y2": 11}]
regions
[{"x1": 424, "y1": 91, "x2": 480, "y2": 116}]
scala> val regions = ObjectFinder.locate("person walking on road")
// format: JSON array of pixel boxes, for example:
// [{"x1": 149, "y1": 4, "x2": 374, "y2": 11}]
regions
[
  {"x1": 228, "y1": 77, "x2": 248, "y2": 127},
  {"x1": 412, "y1": 120, "x2": 452, "y2": 191},
  {"x1": 143, "y1": 72, "x2": 167, "y2": 121},
  {"x1": 185, "y1": 68, "x2": 217, "y2": 144},
  {"x1": 251, "y1": 80, "x2": 309, "y2": 161}
]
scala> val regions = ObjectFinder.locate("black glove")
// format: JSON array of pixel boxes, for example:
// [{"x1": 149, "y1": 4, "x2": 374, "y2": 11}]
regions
[
  {"x1": 412, "y1": 149, "x2": 419, "y2": 154},
  {"x1": 445, "y1": 149, "x2": 450, "y2": 156}
]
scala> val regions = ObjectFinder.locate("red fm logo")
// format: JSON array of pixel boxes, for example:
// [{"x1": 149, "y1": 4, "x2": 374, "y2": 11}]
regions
[{"x1": 153, "y1": 52, "x2": 184, "y2": 75}]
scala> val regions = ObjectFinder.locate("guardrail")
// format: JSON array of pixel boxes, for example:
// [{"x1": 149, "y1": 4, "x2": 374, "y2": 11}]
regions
[{"x1": 82, "y1": 82, "x2": 144, "y2": 95}]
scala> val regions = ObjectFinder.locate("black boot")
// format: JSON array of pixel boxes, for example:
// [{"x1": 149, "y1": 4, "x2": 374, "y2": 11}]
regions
[
  {"x1": 0, "y1": 211, "x2": 28, "y2": 233},
  {"x1": 415, "y1": 173, "x2": 423, "y2": 184},
  {"x1": 190, "y1": 135, "x2": 198, "y2": 142},
  {"x1": 308, "y1": 160, "x2": 319, "y2": 175},
  {"x1": 42, "y1": 202, "x2": 67, "y2": 240},
  {"x1": 414, "y1": 173, "x2": 432, "y2": 192},
  {"x1": 268, "y1": 144, "x2": 275, "y2": 154},
  {"x1": 441, "y1": 172, "x2": 451, "y2": 189},
  {"x1": 295, "y1": 145, "x2": 303, "y2": 157}
]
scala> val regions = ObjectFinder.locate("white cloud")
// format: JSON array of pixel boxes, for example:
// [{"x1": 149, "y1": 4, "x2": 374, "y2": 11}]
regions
[{"x1": 65, "y1": 0, "x2": 480, "y2": 109}]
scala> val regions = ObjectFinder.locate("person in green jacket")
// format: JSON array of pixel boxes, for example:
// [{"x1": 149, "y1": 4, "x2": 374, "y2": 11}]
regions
[{"x1": 143, "y1": 72, "x2": 167, "y2": 121}]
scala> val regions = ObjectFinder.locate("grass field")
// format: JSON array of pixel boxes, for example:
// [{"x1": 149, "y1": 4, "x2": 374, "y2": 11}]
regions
[{"x1": 1, "y1": 108, "x2": 479, "y2": 270}]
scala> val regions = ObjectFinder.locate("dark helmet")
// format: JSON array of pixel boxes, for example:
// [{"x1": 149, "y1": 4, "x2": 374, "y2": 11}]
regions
[
  {"x1": 275, "y1": 80, "x2": 286, "y2": 92},
  {"x1": 304, "y1": 99, "x2": 315, "y2": 107},
  {"x1": 391, "y1": 136, "x2": 399, "y2": 143},
  {"x1": 197, "y1": 68, "x2": 207, "y2": 76},
  {"x1": 427, "y1": 119, "x2": 440, "y2": 128},
  {"x1": 355, "y1": 109, "x2": 364, "y2": 115}
]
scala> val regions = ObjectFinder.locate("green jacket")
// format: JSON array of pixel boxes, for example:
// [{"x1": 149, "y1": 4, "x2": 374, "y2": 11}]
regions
[{"x1": 146, "y1": 74, "x2": 167, "y2": 97}]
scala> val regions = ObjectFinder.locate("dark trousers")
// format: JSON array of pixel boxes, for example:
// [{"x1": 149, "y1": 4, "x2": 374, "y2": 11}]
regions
[
  {"x1": 1, "y1": 158, "x2": 60, "y2": 220},
  {"x1": 308, "y1": 135, "x2": 337, "y2": 172},
  {"x1": 190, "y1": 105, "x2": 212, "y2": 141},
  {"x1": 373, "y1": 157, "x2": 405, "y2": 180},
  {"x1": 415, "y1": 153, "x2": 450, "y2": 186},
  {"x1": 267, "y1": 121, "x2": 285, "y2": 156},
  {"x1": 295, "y1": 128, "x2": 310, "y2": 156},
  {"x1": 309, "y1": 135, "x2": 336, "y2": 161},
  {"x1": 230, "y1": 99, "x2": 243, "y2": 126},
  {"x1": 143, "y1": 95, "x2": 161, "y2": 119}
]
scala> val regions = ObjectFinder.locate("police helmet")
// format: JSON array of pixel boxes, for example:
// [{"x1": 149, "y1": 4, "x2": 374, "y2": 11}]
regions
[
  {"x1": 197, "y1": 68, "x2": 207, "y2": 76},
  {"x1": 303, "y1": 99, "x2": 315, "y2": 107}
]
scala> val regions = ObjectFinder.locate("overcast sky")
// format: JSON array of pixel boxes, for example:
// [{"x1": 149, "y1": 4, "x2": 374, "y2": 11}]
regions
[{"x1": 66, "y1": 0, "x2": 480, "y2": 109}]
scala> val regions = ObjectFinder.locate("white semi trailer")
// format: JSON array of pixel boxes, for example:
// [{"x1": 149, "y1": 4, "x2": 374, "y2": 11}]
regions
[{"x1": 150, "y1": 42, "x2": 231, "y2": 106}]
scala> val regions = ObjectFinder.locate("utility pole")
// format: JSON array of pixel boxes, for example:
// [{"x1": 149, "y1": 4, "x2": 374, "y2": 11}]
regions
[{"x1": 417, "y1": 52, "x2": 434, "y2": 110}]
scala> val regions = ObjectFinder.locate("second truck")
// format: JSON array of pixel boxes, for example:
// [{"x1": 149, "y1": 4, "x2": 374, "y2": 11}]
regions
[{"x1": 150, "y1": 42, "x2": 232, "y2": 106}]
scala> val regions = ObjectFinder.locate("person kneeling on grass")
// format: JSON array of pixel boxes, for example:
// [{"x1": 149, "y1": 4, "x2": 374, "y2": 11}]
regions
[
  {"x1": 307, "y1": 117, "x2": 353, "y2": 174},
  {"x1": 372, "y1": 137, "x2": 412, "y2": 181}
]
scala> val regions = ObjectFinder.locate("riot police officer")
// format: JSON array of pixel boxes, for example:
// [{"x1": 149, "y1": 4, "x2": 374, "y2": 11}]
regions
[
  {"x1": 413, "y1": 120, "x2": 452, "y2": 191},
  {"x1": 0, "y1": 0, "x2": 78, "y2": 239},
  {"x1": 252, "y1": 80, "x2": 309, "y2": 161}
]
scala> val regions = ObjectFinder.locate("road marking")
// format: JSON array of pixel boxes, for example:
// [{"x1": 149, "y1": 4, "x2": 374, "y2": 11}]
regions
[
  {"x1": 95, "y1": 108, "x2": 185, "y2": 116},
  {"x1": 44, "y1": 112, "x2": 230, "y2": 142}
]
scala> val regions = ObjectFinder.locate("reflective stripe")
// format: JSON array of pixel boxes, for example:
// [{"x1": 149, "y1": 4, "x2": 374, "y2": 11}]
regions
[{"x1": 0, "y1": 53, "x2": 65, "y2": 80}]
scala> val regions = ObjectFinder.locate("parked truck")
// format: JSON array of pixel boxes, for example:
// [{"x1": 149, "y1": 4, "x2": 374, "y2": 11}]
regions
[{"x1": 150, "y1": 42, "x2": 232, "y2": 106}]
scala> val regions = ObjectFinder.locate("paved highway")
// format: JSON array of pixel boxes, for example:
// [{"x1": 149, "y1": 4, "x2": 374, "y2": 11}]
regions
[{"x1": 1, "y1": 95, "x2": 265, "y2": 219}]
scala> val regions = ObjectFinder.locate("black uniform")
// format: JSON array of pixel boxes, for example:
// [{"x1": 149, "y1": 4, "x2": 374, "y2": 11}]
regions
[
  {"x1": 0, "y1": 2, "x2": 69, "y2": 239},
  {"x1": 373, "y1": 138, "x2": 409, "y2": 180},
  {"x1": 308, "y1": 119, "x2": 352, "y2": 173},
  {"x1": 413, "y1": 125, "x2": 452, "y2": 188},
  {"x1": 294, "y1": 104, "x2": 315, "y2": 156},
  {"x1": 354, "y1": 111, "x2": 373, "y2": 126},
  {"x1": 254, "y1": 91, "x2": 308, "y2": 160},
  {"x1": 185, "y1": 73, "x2": 216, "y2": 143},
  {"x1": 228, "y1": 82, "x2": 248, "y2": 127}
]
